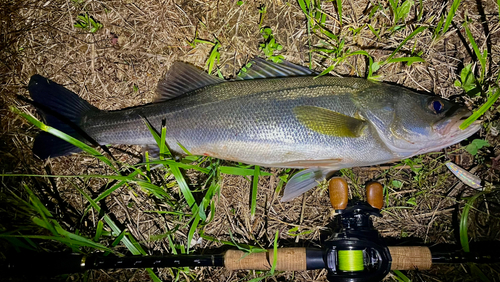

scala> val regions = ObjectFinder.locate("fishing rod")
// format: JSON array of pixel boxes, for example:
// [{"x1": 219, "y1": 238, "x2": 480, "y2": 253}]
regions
[{"x1": 3, "y1": 179, "x2": 499, "y2": 281}]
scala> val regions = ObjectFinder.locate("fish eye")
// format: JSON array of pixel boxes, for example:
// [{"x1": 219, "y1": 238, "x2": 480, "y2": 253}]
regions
[{"x1": 429, "y1": 99, "x2": 445, "y2": 114}]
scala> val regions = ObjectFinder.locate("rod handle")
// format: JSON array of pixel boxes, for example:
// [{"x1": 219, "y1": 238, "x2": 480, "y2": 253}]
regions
[
  {"x1": 224, "y1": 248, "x2": 307, "y2": 271},
  {"x1": 389, "y1": 246, "x2": 432, "y2": 270}
]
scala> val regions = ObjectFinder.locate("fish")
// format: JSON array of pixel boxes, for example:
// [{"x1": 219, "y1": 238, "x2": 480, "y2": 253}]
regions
[{"x1": 27, "y1": 58, "x2": 481, "y2": 202}]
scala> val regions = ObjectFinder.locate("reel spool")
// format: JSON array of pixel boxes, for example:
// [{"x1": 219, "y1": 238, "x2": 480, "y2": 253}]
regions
[{"x1": 338, "y1": 250, "x2": 364, "y2": 272}]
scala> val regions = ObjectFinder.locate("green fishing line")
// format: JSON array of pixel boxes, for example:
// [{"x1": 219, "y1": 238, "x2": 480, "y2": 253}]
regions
[{"x1": 338, "y1": 250, "x2": 364, "y2": 271}]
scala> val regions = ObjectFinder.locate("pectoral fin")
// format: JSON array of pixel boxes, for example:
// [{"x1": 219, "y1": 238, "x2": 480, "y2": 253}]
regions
[
  {"x1": 281, "y1": 168, "x2": 335, "y2": 202},
  {"x1": 294, "y1": 106, "x2": 366, "y2": 137}
]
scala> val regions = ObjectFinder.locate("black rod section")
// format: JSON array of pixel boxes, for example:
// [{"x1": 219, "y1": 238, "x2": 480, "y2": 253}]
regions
[
  {"x1": 86, "y1": 254, "x2": 225, "y2": 270},
  {"x1": 431, "y1": 250, "x2": 500, "y2": 264},
  {"x1": 3, "y1": 253, "x2": 224, "y2": 276}
]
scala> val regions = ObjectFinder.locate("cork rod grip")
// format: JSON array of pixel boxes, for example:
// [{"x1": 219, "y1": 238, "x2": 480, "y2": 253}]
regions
[
  {"x1": 224, "y1": 248, "x2": 307, "y2": 271},
  {"x1": 389, "y1": 246, "x2": 432, "y2": 270}
]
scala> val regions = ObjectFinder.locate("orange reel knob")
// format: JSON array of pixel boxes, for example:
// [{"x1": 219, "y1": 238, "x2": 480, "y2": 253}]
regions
[
  {"x1": 329, "y1": 177, "x2": 348, "y2": 210},
  {"x1": 366, "y1": 182, "x2": 384, "y2": 210}
]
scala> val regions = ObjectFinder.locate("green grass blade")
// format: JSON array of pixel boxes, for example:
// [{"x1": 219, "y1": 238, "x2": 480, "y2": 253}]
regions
[
  {"x1": 23, "y1": 184, "x2": 59, "y2": 236},
  {"x1": 94, "y1": 220, "x2": 104, "y2": 242},
  {"x1": 56, "y1": 226, "x2": 113, "y2": 251},
  {"x1": 3, "y1": 236, "x2": 37, "y2": 251},
  {"x1": 127, "y1": 233, "x2": 147, "y2": 255},
  {"x1": 152, "y1": 160, "x2": 210, "y2": 174},
  {"x1": 145, "y1": 150, "x2": 150, "y2": 172},
  {"x1": 169, "y1": 164, "x2": 198, "y2": 211},
  {"x1": 386, "y1": 26, "x2": 427, "y2": 62},
  {"x1": 12, "y1": 107, "x2": 117, "y2": 171},
  {"x1": 297, "y1": 0, "x2": 313, "y2": 69},
  {"x1": 463, "y1": 22, "x2": 486, "y2": 83},
  {"x1": 31, "y1": 217, "x2": 58, "y2": 236},
  {"x1": 220, "y1": 166, "x2": 272, "y2": 176},
  {"x1": 460, "y1": 88, "x2": 500, "y2": 129},
  {"x1": 110, "y1": 230, "x2": 127, "y2": 247},
  {"x1": 0, "y1": 234, "x2": 112, "y2": 251},
  {"x1": 160, "y1": 124, "x2": 167, "y2": 159},
  {"x1": 270, "y1": 230, "x2": 279, "y2": 274},
  {"x1": 434, "y1": 15, "x2": 444, "y2": 39},
  {"x1": 200, "y1": 181, "x2": 220, "y2": 223},
  {"x1": 417, "y1": 0, "x2": 423, "y2": 20},
  {"x1": 386, "y1": 56, "x2": 425, "y2": 65},
  {"x1": 187, "y1": 214, "x2": 200, "y2": 254},
  {"x1": 206, "y1": 40, "x2": 221, "y2": 74},
  {"x1": 317, "y1": 65, "x2": 336, "y2": 77},
  {"x1": 136, "y1": 181, "x2": 170, "y2": 199},
  {"x1": 250, "y1": 165, "x2": 260, "y2": 219},
  {"x1": 142, "y1": 116, "x2": 161, "y2": 145},
  {"x1": 460, "y1": 192, "x2": 485, "y2": 252},
  {"x1": 73, "y1": 185, "x2": 141, "y2": 254},
  {"x1": 393, "y1": 270, "x2": 411, "y2": 282},
  {"x1": 147, "y1": 269, "x2": 163, "y2": 282},
  {"x1": 177, "y1": 142, "x2": 193, "y2": 155},
  {"x1": 470, "y1": 263, "x2": 492, "y2": 282},
  {"x1": 248, "y1": 275, "x2": 270, "y2": 282},
  {"x1": 336, "y1": 0, "x2": 342, "y2": 26},
  {"x1": 143, "y1": 117, "x2": 172, "y2": 159},
  {"x1": 368, "y1": 24, "x2": 381, "y2": 40},
  {"x1": 441, "y1": 0, "x2": 461, "y2": 36},
  {"x1": 297, "y1": 0, "x2": 309, "y2": 15},
  {"x1": 498, "y1": 0, "x2": 500, "y2": 21},
  {"x1": 85, "y1": 170, "x2": 140, "y2": 213},
  {"x1": 146, "y1": 210, "x2": 185, "y2": 216}
]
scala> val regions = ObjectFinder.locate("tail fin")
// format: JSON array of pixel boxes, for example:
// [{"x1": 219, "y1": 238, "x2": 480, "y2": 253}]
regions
[{"x1": 28, "y1": 75, "x2": 99, "y2": 159}]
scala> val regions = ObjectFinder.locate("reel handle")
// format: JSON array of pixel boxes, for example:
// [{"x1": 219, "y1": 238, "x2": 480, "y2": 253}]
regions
[
  {"x1": 328, "y1": 178, "x2": 385, "y2": 211},
  {"x1": 328, "y1": 177, "x2": 348, "y2": 210},
  {"x1": 366, "y1": 181, "x2": 384, "y2": 210}
]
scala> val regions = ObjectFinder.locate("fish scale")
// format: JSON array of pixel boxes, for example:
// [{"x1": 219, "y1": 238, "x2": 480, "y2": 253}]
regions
[
  {"x1": 84, "y1": 77, "x2": 391, "y2": 167},
  {"x1": 27, "y1": 58, "x2": 481, "y2": 201}
]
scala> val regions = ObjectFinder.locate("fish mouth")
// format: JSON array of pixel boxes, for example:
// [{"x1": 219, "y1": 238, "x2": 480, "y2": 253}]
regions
[
  {"x1": 432, "y1": 109, "x2": 482, "y2": 150},
  {"x1": 411, "y1": 111, "x2": 481, "y2": 156},
  {"x1": 437, "y1": 108, "x2": 480, "y2": 136}
]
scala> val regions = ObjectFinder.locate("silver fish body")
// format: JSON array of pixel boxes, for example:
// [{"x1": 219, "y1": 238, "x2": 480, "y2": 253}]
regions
[
  {"x1": 28, "y1": 59, "x2": 481, "y2": 201},
  {"x1": 84, "y1": 77, "x2": 395, "y2": 168}
]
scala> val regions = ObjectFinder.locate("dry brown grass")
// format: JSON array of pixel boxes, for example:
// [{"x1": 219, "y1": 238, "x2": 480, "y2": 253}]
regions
[{"x1": 1, "y1": 0, "x2": 500, "y2": 281}]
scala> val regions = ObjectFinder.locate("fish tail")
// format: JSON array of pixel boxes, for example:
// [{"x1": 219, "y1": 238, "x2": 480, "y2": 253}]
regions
[{"x1": 28, "y1": 75, "x2": 99, "y2": 159}]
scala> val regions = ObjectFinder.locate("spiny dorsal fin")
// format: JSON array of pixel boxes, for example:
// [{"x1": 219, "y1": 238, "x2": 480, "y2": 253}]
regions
[
  {"x1": 155, "y1": 62, "x2": 224, "y2": 102},
  {"x1": 237, "y1": 57, "x2": 314, "y2": 80},
  {"x1": 294, "y1": 106, "x2": 367, "y2": 138}
]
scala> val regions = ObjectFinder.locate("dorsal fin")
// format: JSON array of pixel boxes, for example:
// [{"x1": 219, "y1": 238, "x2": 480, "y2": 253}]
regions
[
  {"x1": 154, "y1": 62, "x2": 224, "y2": 102},
  {"x1": 237, "y1": 57, "x2": 314, "y2": 80}
]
